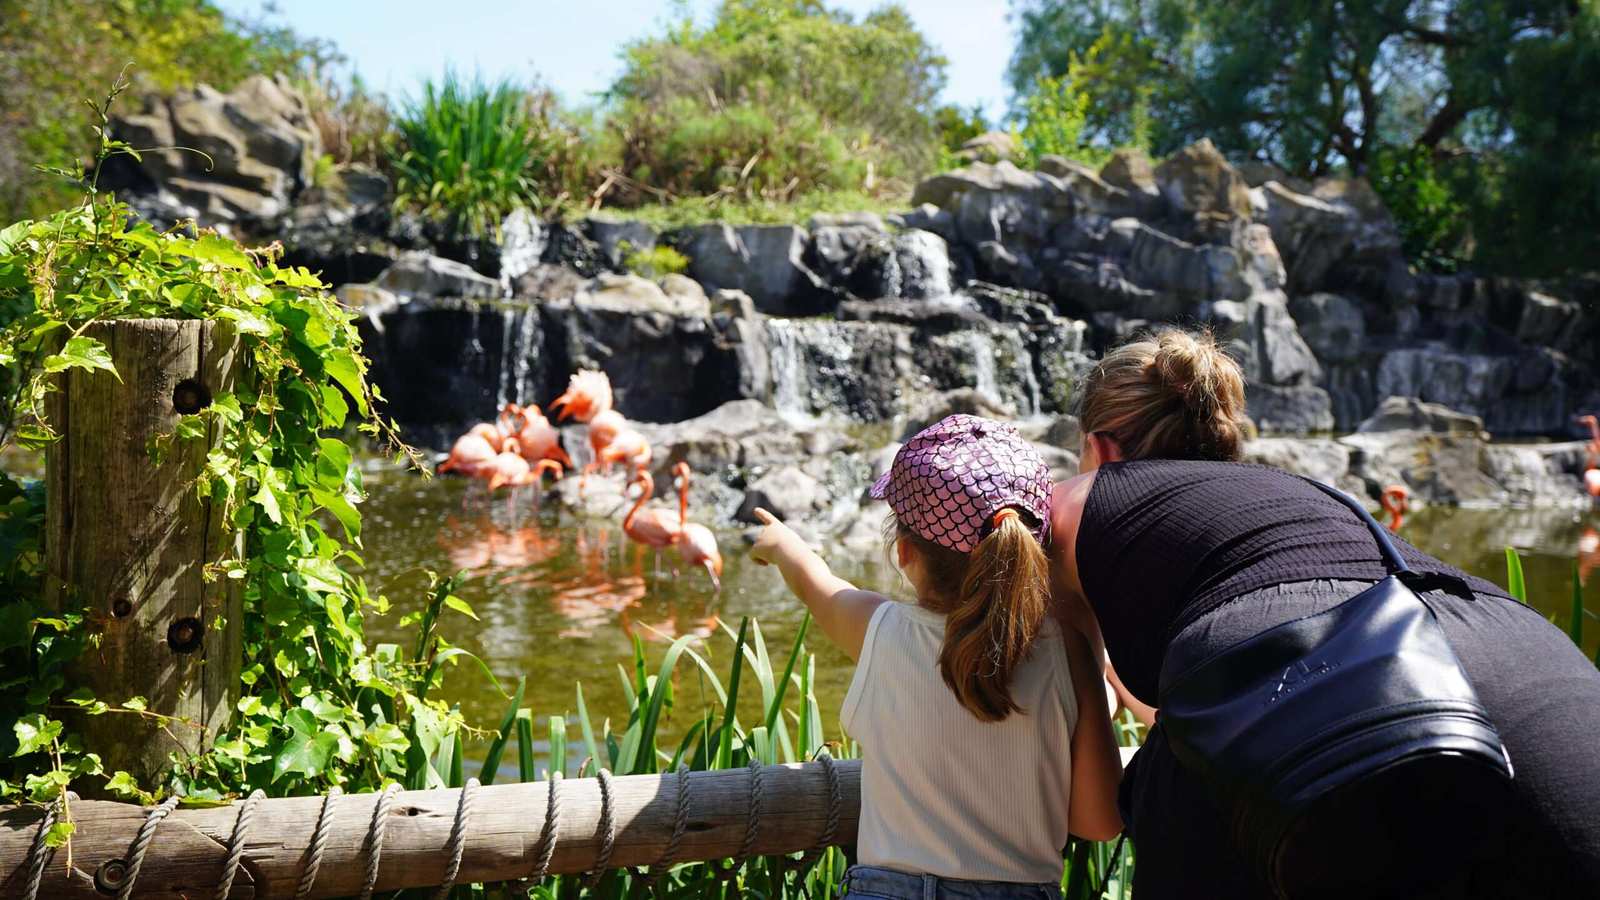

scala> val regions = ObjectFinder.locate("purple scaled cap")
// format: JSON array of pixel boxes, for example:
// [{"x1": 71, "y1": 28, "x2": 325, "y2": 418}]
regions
[{"x1": 870, "y1": 414, "x2": 1052, "y2": 553}]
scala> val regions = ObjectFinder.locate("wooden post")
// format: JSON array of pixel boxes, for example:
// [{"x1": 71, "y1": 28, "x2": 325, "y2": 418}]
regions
[
  {"x1": 43, "y1": 319, "x2": 242, "y2": 787},
  {"x1": 0, "y1": 762, "x2": 862, "y2": 899}
]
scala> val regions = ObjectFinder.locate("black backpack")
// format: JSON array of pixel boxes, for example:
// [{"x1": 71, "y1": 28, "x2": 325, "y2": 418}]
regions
[{"x1": 1158, "y1": 480, "x2": 1515, "y2": 899}]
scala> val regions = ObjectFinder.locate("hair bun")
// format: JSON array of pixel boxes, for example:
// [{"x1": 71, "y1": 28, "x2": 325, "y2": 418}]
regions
[{"x1": 1078, "y1": 326, "x2": 1249, "y2": 462}]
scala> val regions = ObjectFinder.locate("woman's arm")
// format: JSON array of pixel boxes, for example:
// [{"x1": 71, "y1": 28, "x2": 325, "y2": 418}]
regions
[
  {"x1": 748, "y1": 508, "x2": 886, "y2": 660},
  {"x1": 1061, "y1": 621, "x2": 1125, "y2": 841}
]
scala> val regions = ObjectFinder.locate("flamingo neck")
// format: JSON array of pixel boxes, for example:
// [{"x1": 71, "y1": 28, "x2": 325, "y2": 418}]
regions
[{"x1": 624, "y1": 475, "x2": 654, "y2": 531}]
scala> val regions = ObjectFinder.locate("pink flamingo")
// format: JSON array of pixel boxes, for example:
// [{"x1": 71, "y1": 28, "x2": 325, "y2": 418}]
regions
[
  {"x1": 437, "y1": 422, "x2": 504, "y2": 476},
  {"x1": 1579, "y1": 416, "x2": 1600, "y2": 497},
  {"x1": 595, "y1": 428, "x2": 653, "y2": 481},
  {"x1": 478, "y1": 438, "x2": 562, "y2": 492},
  {"x1": 671, "y1": 462, "x2": 723, "y2": 590},
  {"x1": 621, "y1": 471, "x2": 684, "y2": 553},
  {"x1": 549, "y1": 370, "x2": 614, "y2": 423},
  {"x1": 1380, "y1": 484, "x2": 1409, "y2": 533},
  {"x1": 505, "y1": 403, "x2": 572, "y2": 473}
]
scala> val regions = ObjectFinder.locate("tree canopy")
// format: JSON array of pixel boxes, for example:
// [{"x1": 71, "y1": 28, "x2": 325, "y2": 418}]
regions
[{"x1": 1008, "y1": 0, "x2": 1600, "y2": 274}]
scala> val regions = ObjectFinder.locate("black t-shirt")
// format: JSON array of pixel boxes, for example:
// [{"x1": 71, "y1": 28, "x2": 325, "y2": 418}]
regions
[{"x1": 1075, "y1": 460, "x2": 1511, "y2": 705}]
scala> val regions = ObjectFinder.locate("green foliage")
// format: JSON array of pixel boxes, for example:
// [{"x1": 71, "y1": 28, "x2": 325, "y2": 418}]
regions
[
  {"x1": 1369, "y1": 144, "x2": 1469, "y2": 272},
  {"x1": 1007, "y1": 0, "x2": 1600, "y2": 275},
  {"x1": 0, "y1": 82, "x2": 507, "y2": 806},
  {"x1": 1014, "y1": 73, "x2": 1110, "y2": 169},
  {"x1": 619, "y1": 242, "x2": 689, "y2": 279},
  {"x1": 1505, "y1": 548, "x2": 1527, "y2": 602},
  {"x1": 0, "y1": 0, "x2": 333, "y2": 222},
  {"x1": 389, "y1": 72, "x2": 551, "y2": 240},
  {"x1": 936, "y1": 104, "x2": 990, "y2": 153},
  {"x1": 605, "y1": 0, "x2": 947, "y2": 205},
  {"x1": 293, "y1": 70, "x2": 393, "y2": 170}
]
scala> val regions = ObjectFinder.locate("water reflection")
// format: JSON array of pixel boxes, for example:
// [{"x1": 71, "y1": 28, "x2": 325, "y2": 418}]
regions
[{"x1": 361, "y1": 466, "x2": 1599, "y2": 728}]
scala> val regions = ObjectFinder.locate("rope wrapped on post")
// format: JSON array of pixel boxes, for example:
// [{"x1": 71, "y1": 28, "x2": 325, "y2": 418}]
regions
[{"x1": 0, "y1": 759, "x2": 861, "y2": 900}]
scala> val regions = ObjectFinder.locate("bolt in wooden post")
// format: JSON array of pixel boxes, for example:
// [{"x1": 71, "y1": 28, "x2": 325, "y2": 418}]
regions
[{"x1": 43, "y1": 319, "x2": 242, "y2": 787}]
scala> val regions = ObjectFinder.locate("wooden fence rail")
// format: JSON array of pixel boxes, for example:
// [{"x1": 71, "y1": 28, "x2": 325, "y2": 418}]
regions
[{"x1": 0, "y1": 761, "x2": 860, "y2": 899}]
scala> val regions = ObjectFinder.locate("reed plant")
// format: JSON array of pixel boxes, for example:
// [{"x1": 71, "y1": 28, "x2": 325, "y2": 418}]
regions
[
  {"x1": 400, "y1": 608, "x2": 1139, "y2": 898},
  {"x1": 390, "y1": 72, "x2": 549, "y2": 240}
]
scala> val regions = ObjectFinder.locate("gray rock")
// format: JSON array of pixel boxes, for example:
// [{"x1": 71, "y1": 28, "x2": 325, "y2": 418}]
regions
[
  {"x1": 808, "y1": 211, "x2": 887, "y2": 232},
  {"x1": 1210, "y1": 290, "x2": 1321, "y2": 386},
  {"x1": 811, "y1": 224, "x2": 897, "y2": 298},
  {"x1": 1288, "y1": 292, "x2": 1365, "y2": 363},
  {"x1": 642, "y1": 400, "x2": 855, "y2": 475},
  {"x1": 1515, "y1": 291, "x2": 1582, "y2": 346},
  {"x1": 711, "y1": 289, "x2": 758, "y2": 321},
  {"x1": 375, "y1": 251, "x2": 501, "y2": 300},
  {"x1": 659, "y1": 273, "x2": 708, "y2": 307},
  {"x1": 682, "y1": 223, "x2": 829, "y2": 315},
  {"x1": 335, "y1": 283, "x2": 400, "y2": 330},
  {"x1": 737, "y1": 465, "x2": 827, "y2": 523},
  {"x1": 1126, "y1": 225, "x2": 1252, "y2": 301},
  {"x1": 958, "y1": 131, "x2": 1019, "y2": 162},
  {"x1": 898, "y1": 388, "x2": 1013, "y2": 440},
  {"x1": 1099, "y1": 149, "x2": 1161, "y2": 200},
  {"x1": 1242, "y1": 437, "x2": 1354, "y2": 488},
  {"x1": 587, "y1": 217, "x2": 657, "y2": 269},
  {"x1": 1257, "y1": 181, "x2": 1359, "y2": 293},
  {"x1": 575, "y1": 272, "x2": 711, "y2": 318},
  {"x1": 1246, "y1": 382, "x2": 1335, "y2": 434},
  {"x1": 1482, "y1": 444, "x2": 1588, "y2": 508},
  {"x1": 890, "y1": 204, "x2": 957, "y2": 242},
  {"x1": 110, "y1": 74, "x2": 320, "y2": 226},
  {"x1": 1153, "y1": 138, "x2": 1253, "y2": 226},
  {"x1": 1340, "y1": 431, "x2": 1506, "y2": 507},
  {"x1": 1356, "y1": 397, "x2": 1486, "y2": 436},
  {"x1": 894, "y1": 229, "x2": 953, "y2": 299},
  {"x1": 510, "y1": 263, "x2": 587, "y2": 301},
  {"x1": 1037, "y1": 155, "x2": 1150, "y2": 218}
]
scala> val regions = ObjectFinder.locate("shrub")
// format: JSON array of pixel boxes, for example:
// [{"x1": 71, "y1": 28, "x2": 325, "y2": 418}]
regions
[
  {"x1": 603, "y1": 0, "x2": 947, "y2": 206},
  {"x1": 620, "y1": 242, "x2": 689, "y2": 278},
  {"x1": 1014, "y1": 72, "x2": 1109, "y2": 170},
  {"x1": 0, "y1": 0, "x2": 332, "y2": 222},
  {"x1": 389, "y1": 72, "x2": 552, "y2": 239},
  {"x1": 293, "y1": 69, "x2": 393, "y2": 170},
  {"x1": 1369, "y1": 144, "x2": 1470, "y2": 273}
]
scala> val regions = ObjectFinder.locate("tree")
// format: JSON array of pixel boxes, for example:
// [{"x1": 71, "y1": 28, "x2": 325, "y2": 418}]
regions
[{"x1": 1007, "y1": 0, "x2": 1600, "y2": 274}]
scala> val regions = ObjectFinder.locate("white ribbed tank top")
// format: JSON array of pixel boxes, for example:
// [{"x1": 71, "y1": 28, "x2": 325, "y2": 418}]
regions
[{"x1": 841, "y1": 600, "x2": 1079, "y2": 884}]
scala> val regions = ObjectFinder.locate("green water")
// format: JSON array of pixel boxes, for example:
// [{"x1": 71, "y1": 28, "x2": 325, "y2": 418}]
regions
[{"x1": 357, "y1": 464, "x2": 1600, "y2": 733}]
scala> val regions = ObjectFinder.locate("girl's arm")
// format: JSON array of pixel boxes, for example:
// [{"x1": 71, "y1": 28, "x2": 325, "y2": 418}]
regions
[
  {"x1": 1060, "y1": 619, "x2": 1125, "y2": 842},
  {"x1": 749, "y1": 508, "x2": 886, "y2": 660}
]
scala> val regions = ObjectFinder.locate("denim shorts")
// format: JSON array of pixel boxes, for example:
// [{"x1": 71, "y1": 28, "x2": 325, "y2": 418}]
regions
[{"x1": 840, "y1": 865, "x2": 1062, "y2": 900}]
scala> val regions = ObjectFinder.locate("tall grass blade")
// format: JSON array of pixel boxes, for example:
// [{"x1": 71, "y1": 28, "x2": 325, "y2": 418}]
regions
[
  {"x1": 716, "y1": 618, "x2": 750, "y2": 770},
  {"x1": 619, "y1": 633, "x2": 699, "y2": 774},
  {"x1": 576, "y1": 682, "x2": 602, "y2": 774},
  {"x1": 1572, "y1": 559, "x2": 1585, "y2": 647},
  {"x1": 549, "y1": 715, "x2": 567, "y2": 779},
  {"x1": 515, "y1": 709, "x2": 536, "y2": 783},
  {"x1": 478, "y1": 675, "x2": 526, "y2": 785},
  {"x1": 1505, "y1": 547, "x2": 1527, "y2": 601}
]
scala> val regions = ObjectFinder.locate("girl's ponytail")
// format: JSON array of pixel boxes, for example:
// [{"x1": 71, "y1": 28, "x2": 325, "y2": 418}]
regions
[{"x1": 937, "y1": 508, "x2": 1050, "y2": 722}]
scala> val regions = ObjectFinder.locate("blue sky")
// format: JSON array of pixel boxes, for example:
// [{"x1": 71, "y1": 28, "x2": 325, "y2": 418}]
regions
[{"x1": 216, "y1": 1, "x2": 1017, "y2": 121}]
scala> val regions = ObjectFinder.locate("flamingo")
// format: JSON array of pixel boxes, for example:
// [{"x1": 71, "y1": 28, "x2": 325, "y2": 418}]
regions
[
  {"x1": 671, "y1": 462, "x2": 723, "y2": 590},
  {"x1": 595, "y1": 428, "x2": 652, "y2": 481},
  {"x1": 1380, "y1": 484, "x2": 1409, "y2": 533},
  {"x1": 437, "y1": 422, "x2": 505, "y2": 476},
  {"x1": 621, "y1": 470, "x2": 684, "y2": 554},
  {"x1": 1579, "y1": 415, "x2": 1600, "y2": 497},
  {"x1": 479, "y1": 438, "x2": 563, "y2": 492},
  {"x1": 1580, "y1": 528, "x2": 1600, "y2": 586},
  {"x1": 506, "y1": 403, "x2": 572, "y2": 472},
  {"x1": 549, "y1": 370, "x2": 614, "y2": 423}
]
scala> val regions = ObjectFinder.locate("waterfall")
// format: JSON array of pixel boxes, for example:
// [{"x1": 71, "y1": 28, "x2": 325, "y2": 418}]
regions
[
  {"x1": 766, "y1": 318, "x2": 811, "y2": 417},
  {"x1": 509, "y1": 308, "x2": 542, "y2": 407},
  {"x1": 494, "y1": 307, "x2": 517, "y2": 411},
  {"x1": 968, "y1": 331, "x2": 1000, "y2": 401},
  {"x1": 493, "y1": 307, "x2": 544, "y2": 410}
]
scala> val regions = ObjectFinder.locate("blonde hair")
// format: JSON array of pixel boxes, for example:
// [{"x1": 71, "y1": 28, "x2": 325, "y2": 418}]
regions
[
  {"x1": 1078, "y1": 327, "x2": 1249, "y2": 462},
  {"x1": 891, "y1": 510, "x2": 1050, "y2": 722}
]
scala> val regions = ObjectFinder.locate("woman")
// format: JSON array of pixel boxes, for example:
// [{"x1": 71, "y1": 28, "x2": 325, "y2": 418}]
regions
[{"x1": 1050, "y1": 329, "x2": 1600, "y2": 898}]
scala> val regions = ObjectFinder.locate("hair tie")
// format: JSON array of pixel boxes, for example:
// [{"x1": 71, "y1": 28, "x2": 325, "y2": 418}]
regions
[{"x1": 991, "y1": 508, "x2": 1020, "y2": 529}]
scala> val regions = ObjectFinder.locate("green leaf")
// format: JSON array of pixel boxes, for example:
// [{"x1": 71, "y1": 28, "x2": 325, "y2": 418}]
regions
[
  {"x1": 104, "y1": 771, "x2": 147, "y2": 800},
  {"x1": 13, "y1": 715, "x2": 62, "y2": 756},
  {"x1": 1505, "y1": 548, "x2": 1527, "y2": 602},
  {"x1": 214, "y1": 305, "x2": 274, "y2": 336},
  {"x1": 274, "y1": 726, "x2": 338, "y2": 780},
  {"x1": 42, "y1": 336, "x2": 120, "y2": 380},
  {"x1": 478, "y1": 676, "x2": 526, "y2": 786},
  {"x1": 442, "y1": 594, "x2": 478, "y2": 621},
  {"x1": 191, "y1": 234, "x2": 252, "y2": 269},
  {"x1": 368, "y1": 722, "x2": 410, "y2": 752},
  {"x1": 324, "y1": 351, "x2": 369, "y2": 416}
]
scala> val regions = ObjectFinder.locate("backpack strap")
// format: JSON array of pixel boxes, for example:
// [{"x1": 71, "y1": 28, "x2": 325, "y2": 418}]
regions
[{"x1": 1305, "y1": 479, "x2": 1476, "y2": 600}]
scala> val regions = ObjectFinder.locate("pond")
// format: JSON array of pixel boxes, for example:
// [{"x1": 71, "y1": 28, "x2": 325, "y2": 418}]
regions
[{"x1": 358, "y1": 460, "x2": 1600, "y2": 736}]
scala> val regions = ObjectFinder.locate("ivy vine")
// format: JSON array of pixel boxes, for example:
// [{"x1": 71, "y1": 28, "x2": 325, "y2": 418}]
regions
[{"x1": 0, "y1": 74, "x2": 489, "y2": 843}]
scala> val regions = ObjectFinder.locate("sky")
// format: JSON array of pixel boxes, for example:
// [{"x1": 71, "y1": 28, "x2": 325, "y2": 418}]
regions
[{"x1": 216, "y1": 0, "x2": 1018, "y2": 121}]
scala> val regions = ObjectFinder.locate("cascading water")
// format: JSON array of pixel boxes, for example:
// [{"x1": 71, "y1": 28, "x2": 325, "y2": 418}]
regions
[
  {"x1": 766, "y1": 318, "x2": 811, "y2": 417},
  {"x1": 494, "y1": 306, "x2": 545, "y2": 411}
]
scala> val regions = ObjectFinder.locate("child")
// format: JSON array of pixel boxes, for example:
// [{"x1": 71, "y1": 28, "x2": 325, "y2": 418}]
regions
[{"x1": 750, "y1": 414, "x2": 1123, "y2": 899}]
